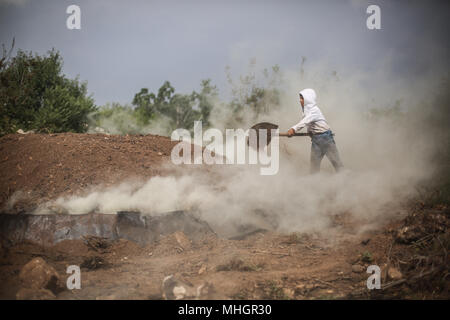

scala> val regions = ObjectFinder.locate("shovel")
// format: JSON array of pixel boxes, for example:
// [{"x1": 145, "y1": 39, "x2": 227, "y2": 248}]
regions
[{"x1": 247, "y1": 122, "x2": 311, "y2": 150}]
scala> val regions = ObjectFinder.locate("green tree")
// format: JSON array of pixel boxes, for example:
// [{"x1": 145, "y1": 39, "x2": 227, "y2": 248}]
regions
[
  {"x1": 0, "y1": 48, "x2": 96, "y2": 134},
  {"x1": 132, "y1": 88, "x2": 156, "y2": 125},
  {"x1": 196, "y1": 79, "x2": 218, "y2": 127},
  {"x1": 132, "y1": 80, "x2": 216, "y2": 133}
]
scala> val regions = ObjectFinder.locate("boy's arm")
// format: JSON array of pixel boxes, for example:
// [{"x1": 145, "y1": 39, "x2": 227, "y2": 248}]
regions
[
  {"x1": 290, "y1": 120, "x2": 306, "y2": 133},
  {"x1": 287, "y1": 120, "x2": 305, "y2": 137},
  {"x1": 289, "y1": 113, "x2": 316, "y2": 133}
]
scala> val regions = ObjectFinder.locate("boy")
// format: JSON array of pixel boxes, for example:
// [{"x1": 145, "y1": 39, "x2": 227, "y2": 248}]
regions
[{"x1": 287, "y1": 88, "x2": 344, "y2": 173}]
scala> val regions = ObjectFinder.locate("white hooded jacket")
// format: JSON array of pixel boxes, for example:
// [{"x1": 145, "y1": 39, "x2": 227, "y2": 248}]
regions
[{"x1": 290, "y1": 88, "x2": 331, "y2": 134}]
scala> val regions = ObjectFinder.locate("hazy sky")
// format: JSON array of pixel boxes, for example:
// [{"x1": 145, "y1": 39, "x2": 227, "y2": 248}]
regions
[{"x1": 1, "y1": 0, "x2": 449, "y2": 105}]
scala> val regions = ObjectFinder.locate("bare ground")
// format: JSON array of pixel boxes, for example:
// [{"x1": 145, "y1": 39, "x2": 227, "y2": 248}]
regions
[{"x1": 0, "y1": 133, "x2": 448, "y2": 300}]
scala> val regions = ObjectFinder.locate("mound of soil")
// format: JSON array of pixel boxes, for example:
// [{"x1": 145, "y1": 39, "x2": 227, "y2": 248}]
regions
[{"x1": 0, "y1": 133, "x2": 179, "y2": 213}]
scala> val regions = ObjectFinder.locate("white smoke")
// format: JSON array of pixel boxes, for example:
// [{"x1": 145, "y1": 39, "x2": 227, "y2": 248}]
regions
[{"x1": 34, "y1": 59, "x2": 445, "y2": 238}]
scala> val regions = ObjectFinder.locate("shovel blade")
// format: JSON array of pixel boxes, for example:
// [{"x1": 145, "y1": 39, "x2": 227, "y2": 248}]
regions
[{"x1": 247, "y1": 122, "x2": 279, "y2": 151}]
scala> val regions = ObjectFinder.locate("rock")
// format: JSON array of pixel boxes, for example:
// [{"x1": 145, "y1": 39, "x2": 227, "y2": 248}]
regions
[
  {"x1": 352, "y1": 264, "x2": 365, "y2": 273},
  {"x1": 162, "y1": 275, "x2": 213, "y2": 300},
  {"x1": 16, "y1": 288, "x2": 56, "y2": 300},
  {"x1": 173, "y1": 231, "x2": 192, "y2": 251},
  {"x1": 19, "y1": 257, "x2": 63, "y2": 293},
  {"x1": 162, "y1": 275, "x2": 192, "y2": 300},
  {"x1": 387, "y1": 267, "x2": 403, "y2": 280}
]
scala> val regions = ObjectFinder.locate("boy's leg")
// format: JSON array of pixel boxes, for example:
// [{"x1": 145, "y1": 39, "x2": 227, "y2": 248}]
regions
[
  {"x1": 310, "y1": 139, "x2": 325, "y2": 174},
  {"x1": 325, "y1": 136, "x2": 344, "y2": 172}
]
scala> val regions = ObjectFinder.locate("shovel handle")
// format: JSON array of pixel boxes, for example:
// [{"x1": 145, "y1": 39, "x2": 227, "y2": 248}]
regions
[{"x1": 278, "y1": 133, "x2": 311, "y2": 137}]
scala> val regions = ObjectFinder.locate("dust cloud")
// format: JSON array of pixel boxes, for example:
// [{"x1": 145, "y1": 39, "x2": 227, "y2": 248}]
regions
[{"x1": 34, "y1": 61, "x2": 449, "y2": 238}]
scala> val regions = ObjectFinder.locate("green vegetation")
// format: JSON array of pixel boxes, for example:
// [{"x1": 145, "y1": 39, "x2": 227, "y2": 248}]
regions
[
  {"x1": 361, "y1": 251, "x2": 373, "y2": 263},
  {"x1": 0, "y1": 42, "x2": 283, "y2": 136},
  {"x1": 0, "y1": 43, "x2": 95, "y2": 135},
  {"x1": 132, "y1": 79, "x2": 217, "y2": 131},
  {"x1": 91, "y1": 62, "x2": 283, "y2": 135},
  {"x1": 88, "y1": 79, "x2": 219, "y2": 135}
]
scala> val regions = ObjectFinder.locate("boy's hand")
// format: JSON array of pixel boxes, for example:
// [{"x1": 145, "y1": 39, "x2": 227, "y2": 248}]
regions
[{"x1": 287, "y1": 128, "x2": 295, "y2": 137}]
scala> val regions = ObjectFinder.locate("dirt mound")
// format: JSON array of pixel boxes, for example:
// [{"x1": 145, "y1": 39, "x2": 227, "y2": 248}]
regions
[{"x1": 0, "y1": 133, "x2": 179, "y2": 213}]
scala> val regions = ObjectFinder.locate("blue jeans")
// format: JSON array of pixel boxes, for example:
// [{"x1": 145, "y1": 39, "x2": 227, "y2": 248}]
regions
[{"x1": 310, "y1": 130, "x2": 344, "y2": 173}]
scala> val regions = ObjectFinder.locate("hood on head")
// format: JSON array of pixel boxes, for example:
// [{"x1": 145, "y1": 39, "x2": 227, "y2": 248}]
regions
[{"x1": 299, "y1": 88, "x2": 317, "y2": 106}]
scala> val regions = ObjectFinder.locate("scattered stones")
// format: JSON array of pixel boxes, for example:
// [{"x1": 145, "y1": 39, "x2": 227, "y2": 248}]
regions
[
  {"x1": 352, "y1": 264, "x2": 365, "y2": 273},
  {"x1": 19, "y1": 258, "x2": 63, "y2": 293}
]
